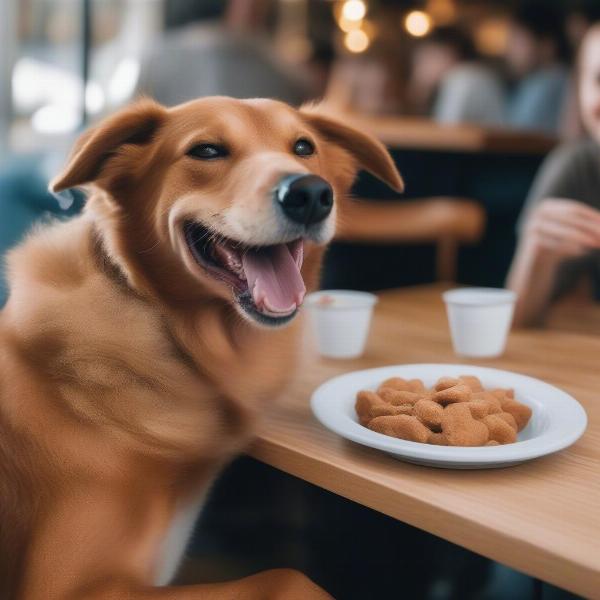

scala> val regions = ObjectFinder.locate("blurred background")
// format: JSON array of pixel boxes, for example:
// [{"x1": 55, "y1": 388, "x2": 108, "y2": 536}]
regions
[
  {"x1": 3, "y1": 0, "x2": 599, "y2": 304},
  {"x1": 1, "y1": 0, "x2": 596, "y2": 598}
]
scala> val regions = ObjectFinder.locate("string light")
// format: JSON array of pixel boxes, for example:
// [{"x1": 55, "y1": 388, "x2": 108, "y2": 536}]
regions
[
  {"x1": 341, "y1": 0, "x2": 367, "y2": 22},
  {"x1": 339, "y1": 15, "x2": 363, "y2": 32},
  {"x1": 404, "y1": 10, "x2": 432, "y2": 37},
  {"x1": 344, "y1": 29, "x2": 370, "y2": 53}
]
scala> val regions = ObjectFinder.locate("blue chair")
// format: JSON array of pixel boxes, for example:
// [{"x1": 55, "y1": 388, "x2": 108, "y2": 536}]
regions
[{"x1": 0, "y1": 156, "x2": 84, "y2": 306}]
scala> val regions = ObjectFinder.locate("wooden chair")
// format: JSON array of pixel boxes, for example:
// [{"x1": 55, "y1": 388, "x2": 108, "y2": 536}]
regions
[{"x1": 335, "y1": 197, "x2": 486, "y2": 282}]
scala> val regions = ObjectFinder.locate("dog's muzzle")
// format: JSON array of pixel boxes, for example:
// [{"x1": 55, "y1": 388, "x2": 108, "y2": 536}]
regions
[{"x1": 275, "y1": 174, "x2": 333, "y2": 227}]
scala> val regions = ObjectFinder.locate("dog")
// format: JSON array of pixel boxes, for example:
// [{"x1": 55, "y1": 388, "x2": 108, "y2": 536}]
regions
[{"x1": 0, "y1": 96, "x2": 402, "y2": 599}]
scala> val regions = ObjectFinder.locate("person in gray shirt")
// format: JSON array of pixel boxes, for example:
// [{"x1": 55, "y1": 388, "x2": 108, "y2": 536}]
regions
[{"x1": 507, "y1": 24, "x2": 600, "y2": 326}]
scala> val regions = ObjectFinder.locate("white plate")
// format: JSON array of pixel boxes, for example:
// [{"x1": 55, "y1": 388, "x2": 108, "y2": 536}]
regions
[{"x1": 311, "y1": 364, "x2": 587, "y2": 469}]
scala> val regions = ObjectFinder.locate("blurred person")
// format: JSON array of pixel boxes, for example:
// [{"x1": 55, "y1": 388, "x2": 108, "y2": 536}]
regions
[
  {"x1": 409, "y1": 26, "x2": 505, "y2": 126},
  {"x1": 324, "y1": 11, "x2": 410, "y2": 116},
  {"x1": 504, "y1": 2, "x2": 570, "y2": 135},
  {"x1": 136, "y1": 0, "x2": 315, "y2": 106},
  {"x1": 561, "y1": 0, "x2": 600, "y2": 139},
  {"x1": 508, "y1": 24, "x2": 600, "y2": 327}
]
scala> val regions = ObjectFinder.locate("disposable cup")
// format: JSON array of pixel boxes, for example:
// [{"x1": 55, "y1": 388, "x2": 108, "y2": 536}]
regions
[
  {"x1": 305, "y1": 290, "x2": 378, "y2": 359},
  {"x1": 443, "y1": 288, "x2": 516, "y2": 358}
]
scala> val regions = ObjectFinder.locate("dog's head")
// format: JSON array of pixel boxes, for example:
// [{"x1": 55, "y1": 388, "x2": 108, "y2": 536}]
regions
[{"x1": 50, "y1": 97, "x2": 402, "y2": 327}]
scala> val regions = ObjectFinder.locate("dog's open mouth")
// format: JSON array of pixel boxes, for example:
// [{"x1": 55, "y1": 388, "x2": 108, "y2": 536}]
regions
[{"x1": 184, "y1": 221, "x2": 305, "y2": 324}]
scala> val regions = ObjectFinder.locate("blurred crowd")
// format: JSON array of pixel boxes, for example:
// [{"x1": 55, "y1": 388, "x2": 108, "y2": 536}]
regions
[{"x1": 128, "y1": 0, "x2": 598, "y2": 139}]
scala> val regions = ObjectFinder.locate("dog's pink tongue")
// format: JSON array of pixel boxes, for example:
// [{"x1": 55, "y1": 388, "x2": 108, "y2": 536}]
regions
[{"x1": 242, "y1": 244, "x2": 305, "y2": 315}]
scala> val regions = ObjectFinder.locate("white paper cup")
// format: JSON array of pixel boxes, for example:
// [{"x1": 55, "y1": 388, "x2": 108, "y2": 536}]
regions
[
  {"x1": 305, "y1": 290, "x2": 378, "y2": 359},
  {"x1": 443, "y1": 288, "x2": 516, "y2": 358}
]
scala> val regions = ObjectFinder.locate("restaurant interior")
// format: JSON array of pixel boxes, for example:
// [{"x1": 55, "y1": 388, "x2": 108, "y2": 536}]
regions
[{"x1": 1, "y1": 0, "x2": 599, "y2": 599}]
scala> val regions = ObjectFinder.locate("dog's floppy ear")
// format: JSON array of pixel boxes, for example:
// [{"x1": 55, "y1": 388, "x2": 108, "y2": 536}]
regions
[
  {"x1": 49, "y1": 98, "x2": 166, "y2": 193},
  {"x1": 300, "y1": 106, "x2": 404, "y2": 193}
]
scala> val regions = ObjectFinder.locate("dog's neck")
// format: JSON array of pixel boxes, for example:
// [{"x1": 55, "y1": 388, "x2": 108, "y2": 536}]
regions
[
  {"x1": 86, "y1": 212, "x2": 313, "y2": 461},
  {"x1": 90, "y1": 218, "x2": 307, "y2": 407}
]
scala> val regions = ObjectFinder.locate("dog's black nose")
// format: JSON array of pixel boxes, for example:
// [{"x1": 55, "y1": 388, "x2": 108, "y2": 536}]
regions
[{"x1": 275, "y1": 174, "x2": 333, "y2": 226}]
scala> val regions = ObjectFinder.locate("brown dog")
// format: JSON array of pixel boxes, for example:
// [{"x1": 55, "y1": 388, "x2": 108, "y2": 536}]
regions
[{"x1": 0, "y1": 96, "x2": 402, "y2": 599}]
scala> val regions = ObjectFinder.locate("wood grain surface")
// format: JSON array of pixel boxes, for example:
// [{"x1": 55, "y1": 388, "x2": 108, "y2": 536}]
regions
[{"x1": 247, "y1": 285, "x2": 600, "y2": 598}]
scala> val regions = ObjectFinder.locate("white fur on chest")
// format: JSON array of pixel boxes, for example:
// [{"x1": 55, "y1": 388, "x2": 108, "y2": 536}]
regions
[{"x1": 154, "y1": 487, "x2": 210, "y2": 586}]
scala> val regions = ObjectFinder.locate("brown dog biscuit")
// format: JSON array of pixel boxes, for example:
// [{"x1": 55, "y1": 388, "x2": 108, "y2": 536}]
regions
[
  {"x1": 464, "y1": 401, "x2": 489, "y2": 420},
  {"x1": 414, "y1": 399, "x2": 444, "y2": 430},
  {"x1": 471, "y1": 391, "x2": 503, "y2": 414},
  {"x1": 490, "y1": 388, "x2": 514, "y2": 402},
  {"x1": 355, "y1": 391, "x2": 384, "y2": 425},
  {"x1": 407, "y1": 378, "x2": 427, "y2": 393},
  {"x1": 428, "y1": 432, "x2": 448, "y2": 445},
  {"x1": 434, "y1": 377, "x2": 461, "y2": 391},
  {"x1": 378, "y1": 388, "x2": 423, "y2": 406},
  {"x1": 499, "y1": 398, "x2": 532, "y2": 431},
  {"x1": 497, "y1": 411, "x2": 518, "y2": 431},
  {"x1": 368, "y1": 415, "x2": 431, "y2": 443},
  {"x1": 355, "y1": 391, "x2": 412, "y2": 425},
  {"x1": 483, "y1": 414, "x2": 517, "y2": 444},
  {"x1": 459, "y1": 375, "x2": 484, "y2": 392},
  {"x1": 432, "y1": 384, "x2": 471, "y2": 405},
  {"x1": 378, "y1": 377, "x2": 411, "y2": 392},
  {"x1": 370, "y1": 404, "x2": 414, "y2": 422},
  {"x1": 441, "y1": 403, "x2": 489, "y2": 446}
]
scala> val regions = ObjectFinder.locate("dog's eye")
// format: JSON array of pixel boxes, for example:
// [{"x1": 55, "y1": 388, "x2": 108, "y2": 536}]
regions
[
  {"x1": 293, "y1": 138, "x2": 315, "y2": 157},
  {"x1": 187, "y1": 143, "x2": 229, "y2": 160}
]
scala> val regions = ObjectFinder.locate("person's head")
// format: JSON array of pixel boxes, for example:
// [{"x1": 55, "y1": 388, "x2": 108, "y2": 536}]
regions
[
  {"x1": 411, "y1": 26, "x2": 477, "y2": 92},
  {"x1": 505, "y1": 2, "x2": 570, "y2": 77},
  {"x1": 577, "y1": 24, "x2": 600, "y2": 141}
]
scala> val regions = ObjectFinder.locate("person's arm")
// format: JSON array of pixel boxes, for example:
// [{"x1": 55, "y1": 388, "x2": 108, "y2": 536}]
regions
[{"x1": 507, "y1": 198, "x2": 600, "y2": 327}]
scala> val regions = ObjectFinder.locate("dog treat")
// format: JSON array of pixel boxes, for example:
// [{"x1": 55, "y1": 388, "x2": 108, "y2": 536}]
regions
[
  {"x1": 428, "y1": 432, "x2": 448, "y2": 446},
  {"x1": 497, "y1": 411, "x2": 518, "y2": 431},
  {"x1": 355, "y1": 374, "x2": 532, "y2": 447},
  {"x1": 407, "y1": 378, "x2": 427, "y2": 393},
  {"x1": 378, "y1": 377, "x2": 412, "y2": 392},
  {"x1": 434, "y1": 377, "x2": 461, "y2": 391},
  {"x1": 463, "y1": 400, "x2": 489, "y2": 420},
  {"x1": 459, "y1": 375, "x2": 484, "y2": 392},
  {"x1": 471, "y1": 391, "x2": 503, "y2": 414},
  {"x1": 432, "y1": 384, "x2": 471, "y2": 405},
  {"x1": 499, "y1": 398, "x2": 532, "y2": 432},
  {"x1": 414, "y1": 399, "x2": 444, "y2": 430},
  {"x1": 442, "y1": 403, "x2": 489, "y2": 446},
  {"x1": 483, "y1": 414, "x2": 517, "y2": 444},
  {"x1": 378, "y1": 388, "x2": 422, "y2": 406},
  {"x1": 355, "y1": 391, "x2": 413, "y2": 426},
  {"x1": 368, "y1": 415, "x2": 430, "y2": 443}
]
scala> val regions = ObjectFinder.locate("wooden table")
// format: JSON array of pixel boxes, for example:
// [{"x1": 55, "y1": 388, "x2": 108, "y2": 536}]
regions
[{"x1": 248, "y1": 285, "x2": 600, "y2": 599}]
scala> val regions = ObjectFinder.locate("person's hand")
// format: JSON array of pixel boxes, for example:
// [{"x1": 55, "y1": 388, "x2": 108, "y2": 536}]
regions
[{"x1": 524, "y1": 198, "x2": 600, "y2": 259}]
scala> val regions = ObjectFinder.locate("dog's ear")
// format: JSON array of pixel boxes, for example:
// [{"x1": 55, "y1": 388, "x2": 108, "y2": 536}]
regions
[
  {"x1": 49, "y1": 98, "x2": 166, "y2": 193},
  {"x1": 300, "y1": 107, "x2": 404, "y2": 193}
]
